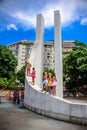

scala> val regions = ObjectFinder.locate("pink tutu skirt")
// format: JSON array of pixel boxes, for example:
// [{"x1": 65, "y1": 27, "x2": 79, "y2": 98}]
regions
[
  {"x1": 51, "y1": 81, "x2": 57, "y2": 86},
  {"x1": 29, "y1": 73, "x2": 36, "y2": 78}
]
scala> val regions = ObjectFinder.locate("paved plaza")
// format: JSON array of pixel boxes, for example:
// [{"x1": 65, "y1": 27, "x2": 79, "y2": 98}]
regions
[
  {"x1": 0, "y1": 96, "x2": 87, "y2": 130},
  {"x1": 64, "y1": 96, "x2": 87, "y2": 103}
]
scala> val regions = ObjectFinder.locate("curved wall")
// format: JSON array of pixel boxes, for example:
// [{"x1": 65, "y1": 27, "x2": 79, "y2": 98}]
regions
[{"x1": 24, "y1": 77, "x2": 87, "y2": 125}]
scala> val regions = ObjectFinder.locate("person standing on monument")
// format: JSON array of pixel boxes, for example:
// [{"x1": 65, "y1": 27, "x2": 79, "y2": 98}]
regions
[
  {"x1": 51, "y1": 74, "x2": 57, "y2": 96},
  {"x1": 46, "y1": 73, "x2": 52, "y2": 93},
  {"x1": 31, "y1": 67, "x2": 36, "y2": 85},
  {"x1": 26, "y1": 62, "x2": 31, "y2": 76},
  {"x1": 43, "y1": 72, "x2": 48, "y2": 91}
]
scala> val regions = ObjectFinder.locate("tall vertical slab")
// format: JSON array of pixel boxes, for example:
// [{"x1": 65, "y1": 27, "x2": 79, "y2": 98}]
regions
[
  {"x1": 54, "y1": 10, "x2": 63, "y2": 98},
  {"x1": 35, "y1": 14, "x2": 44, "y2": 88},
  {"x1": 29, "y1": 14, "x2": 44, "y2": 88}
]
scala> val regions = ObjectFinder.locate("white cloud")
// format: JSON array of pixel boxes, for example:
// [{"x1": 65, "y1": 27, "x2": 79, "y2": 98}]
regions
[
  {"x1": 15, "y1": 11, "x2": 36, "y2": 28},
  {"x1": 7, "y1": 24, "x2": 18, "y2": 30},
  {"x1": 42, "y1": 0, "x2": 87, "y2": 28},
  {"x1": 12, "y1": 0, "x2": 80, "y2": 28},
  {"x1": 80, "y1": 17, "x2": 87, "y2": 25},
  {"x1": 0, "y1": 0, "x2": 87, "y2": 30}
]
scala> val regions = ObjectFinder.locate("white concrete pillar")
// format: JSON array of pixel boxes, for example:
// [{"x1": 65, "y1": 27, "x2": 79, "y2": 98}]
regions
[
  {"x1": 35, "y1": 14, "x2": 44, "y2": 88},
  {"x1": 29, "y1": 14, "x2": 44, "y2": 88},
  {"x1": 36, "y1": 14, "x2": 44, "y2": 44},
  {"x1": 54, "y1": 10, "x2": 63, "y2": 98}
]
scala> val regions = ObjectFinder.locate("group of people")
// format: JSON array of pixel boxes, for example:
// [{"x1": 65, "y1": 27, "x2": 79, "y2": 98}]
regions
[
  {"x1": 13, "y1": 90, "x2": 20, "y2": 104},
  {"x1": 5, "y1": 90, "x2": 24, "y2": 104},
  {"x1": 26, "y1": 62, "x2": 36, "y2": 85},
  {"x1": 26, "y1": 62, "x2": 57, "y2": 96},
  {"x1": 43, "y1": 72, "x2": 57, "y2": 96}
]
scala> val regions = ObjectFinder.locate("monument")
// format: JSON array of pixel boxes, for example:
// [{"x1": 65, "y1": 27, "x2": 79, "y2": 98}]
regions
[
  {"x1": 24, "y1": 10, "x2": 87, "y2": 125},
  {"x1": 29, "y1": 10, "x2": 63, "y2": 98}
]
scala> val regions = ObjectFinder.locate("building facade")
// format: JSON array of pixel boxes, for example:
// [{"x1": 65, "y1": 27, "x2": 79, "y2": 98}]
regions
[
  {"x1": 43, "y1": 41, "x2": 54, "y2": 70},
  {"x1": 62, "y1": 40, "x2": 75, "y2": 58},
  {"x1": 62, "y1": 40, "x2": 75, "y2": 52},
  {"x1": 7, "y1": 40, "x2": 34, "y2": 71},
  {"x1": 7, "y1": 40, "x2": 75, "y2": 71}
]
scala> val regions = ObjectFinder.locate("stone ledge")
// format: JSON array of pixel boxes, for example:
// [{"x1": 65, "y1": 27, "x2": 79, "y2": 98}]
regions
[
  {"x1": 24, "y1": 77, "x2": 87, "y2": 126},
  {"x1": 24, "y1": 103, "x2": 87, "y2": 125}
]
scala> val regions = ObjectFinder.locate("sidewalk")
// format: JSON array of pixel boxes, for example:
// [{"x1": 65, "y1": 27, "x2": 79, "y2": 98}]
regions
[
  {"x1": 0, "y1": 90, "x2": 87, "y2": 104},
  {"x1": 64, "y1": 96, "x2": 87, "y2": 103},
  {"x1": 0, "y1": 98, "x2": 86, "y2": 130}
]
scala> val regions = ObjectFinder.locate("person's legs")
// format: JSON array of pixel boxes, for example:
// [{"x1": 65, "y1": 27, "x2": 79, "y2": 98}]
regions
[
  {"x1": 49, "y1": 86, "x2": 51, "y2": 94},
  {"x1": 32, "y1": 78, "x2": 35, "y2": 85},
  {"x1": 27, "y1": 70, "x2": 29, "y2": 76},
  {"x1": 53, "y1": 86, "x2": 56, "y2": 96}
]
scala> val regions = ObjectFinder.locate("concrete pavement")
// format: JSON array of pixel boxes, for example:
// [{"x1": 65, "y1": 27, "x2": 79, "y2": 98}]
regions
[
  {"x1": 0, "y1": 97, "x2": 87, "y2": 130},
  {"x1": 64, "y1": 96, "x2": 87, "y2": 103}
]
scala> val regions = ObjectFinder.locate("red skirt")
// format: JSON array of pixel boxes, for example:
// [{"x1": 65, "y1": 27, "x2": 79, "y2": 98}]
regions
[
  {"x1": 27, "y1": 67, "x2": 31, "y2": 71},
  {"x1": 29, "y1": 73, "x2": 36, "y2": 78}
]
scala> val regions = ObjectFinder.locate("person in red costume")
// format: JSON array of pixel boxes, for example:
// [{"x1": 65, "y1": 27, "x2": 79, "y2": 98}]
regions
[{"x1": 26, "y1": 62, "x2": 31, "y2": 76}]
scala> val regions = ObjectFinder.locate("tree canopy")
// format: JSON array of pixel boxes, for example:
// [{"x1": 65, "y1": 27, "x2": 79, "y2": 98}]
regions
[
  {"x1": 0, "y1": 44, "x2": 17, "y2": 79},
  {"x1": 16, "y1": 65, "x2": 26, "y2": 85},
  {"x1": 63, "y1": 42, "x2": 87, "y2": 92},
  {"x1": 0, "y1": 44, "x2": 18, "y2": 89}
]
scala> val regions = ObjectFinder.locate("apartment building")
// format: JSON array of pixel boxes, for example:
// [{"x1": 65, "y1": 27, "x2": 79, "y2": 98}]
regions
[
  {"x1": 7, "y1": 40, "x2": 54, "y2": 71},
  {"x1": 7, "y1": 40, "x2": 75, "y2": 71},
  {"x1": 62, "y1": 40, "x2": 75, "y2": 52},
  {"x1": 7, "y1": 40, "x2": 34, "y2": 71},
  {"x1": 44, "y1": 41, "x2": 54, "y2": 70},
  {"x1": 62, "y1": 40, "x2": 75, "y2": 58}
]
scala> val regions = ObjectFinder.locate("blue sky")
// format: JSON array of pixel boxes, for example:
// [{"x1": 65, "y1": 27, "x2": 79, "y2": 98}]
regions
[{"x1": 0, "y1": 0, "x2": 87, "y2": 45}]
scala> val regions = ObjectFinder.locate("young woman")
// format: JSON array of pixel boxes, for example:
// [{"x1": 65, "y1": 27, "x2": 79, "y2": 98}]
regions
[
  {"x1": 43, "y1": 72, "x2": 48, "y2": 91},
  {"x1": 31, "y1": 68, "x2": 36, "y2": 85},
  {"x1": 26, "y1": 62, "x2": 31, "y2": 76},
  {"x1": 51, "y1": 74, "x2": 57, "y2": 96},
  {"x1": 46, "y1": 73, "x2": 52, "y2": 93}
]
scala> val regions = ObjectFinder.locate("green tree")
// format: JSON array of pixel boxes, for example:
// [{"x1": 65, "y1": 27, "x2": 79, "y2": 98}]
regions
[
  {"x1": 0, "y1": 76, "x2": 19, "y2": 89},
  {"x1": 0, "y1": 78, "x2": 9, "y2": 88},
  {"x1": 0, "y1": 44, "x2": 17, "y2": 79},
  {"x1": 16, "y1": 66, "x2": 26, "y2": 85},
  {"x1": 63, "y1": 42, "x2": 87, "y2": 92}
]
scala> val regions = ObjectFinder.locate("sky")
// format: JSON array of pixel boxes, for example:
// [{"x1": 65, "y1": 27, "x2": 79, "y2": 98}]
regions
[{"x1": 0, "y1": 0, "x2": 87, "y2": 45}]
